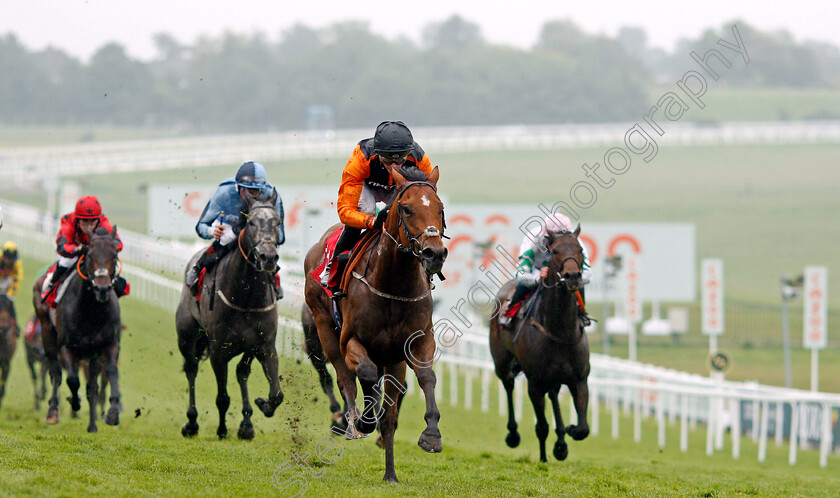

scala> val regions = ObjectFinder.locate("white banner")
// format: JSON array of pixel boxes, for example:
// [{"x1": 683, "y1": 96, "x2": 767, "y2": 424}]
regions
[
  {"x1": 803, "y1": 266, "x2": 828, "y2": 349},
  {"x1": 701, "y1": 259, "x2": 724, "y2": 336}
]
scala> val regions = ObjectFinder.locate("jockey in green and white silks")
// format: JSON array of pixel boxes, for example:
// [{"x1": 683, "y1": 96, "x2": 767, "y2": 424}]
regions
[
  {"x1": 515, "y1": 214, "x2": 591, "y2": 288},
  {"x1": 500, "y1": 214, "x2": 591, "y2": 327}
]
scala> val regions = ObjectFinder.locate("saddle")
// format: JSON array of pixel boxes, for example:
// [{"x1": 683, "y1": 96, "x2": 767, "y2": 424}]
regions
[
  {"x1": 41, "y1": 264, "x2": 77, "y2": 309},
  {"x1": 310, "y1": 227, "x2": 380, "y2": 300}
]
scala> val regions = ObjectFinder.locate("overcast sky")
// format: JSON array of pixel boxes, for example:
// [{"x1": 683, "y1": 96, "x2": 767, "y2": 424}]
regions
[{"x1": 2, "y1": 1, "x2": 838, "y2": 61}]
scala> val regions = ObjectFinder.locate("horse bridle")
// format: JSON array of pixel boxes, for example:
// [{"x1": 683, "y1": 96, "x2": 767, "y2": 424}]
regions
[
  {"x1": 237, "y1": 204, "x2": 280, "y2": 270},
  {"x1": 542, "y1": 232, "x2": 583, "y2": 289},
  {"x1": 383, "y1": 181, "x2": 449, "y2": 259},
  {"x1": 76, "y1": 245, "x2": 121, "y2": 288}
]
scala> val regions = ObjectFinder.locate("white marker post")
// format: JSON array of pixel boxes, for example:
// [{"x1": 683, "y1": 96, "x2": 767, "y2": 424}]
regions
[
  {"x1": 803, "y1": 266, "x2": 828, "y2": 392},
  {"x1": 624, "y1": 256, "x2": 642, "y2": 362},
  {"x1": 701, "y1": 259, "x2": 725, "y2": 452}
]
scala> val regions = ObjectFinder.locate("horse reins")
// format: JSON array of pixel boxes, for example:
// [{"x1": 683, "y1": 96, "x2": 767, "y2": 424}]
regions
[
  {"x1": 237, "y1": 204, "x2": 279, "y2": 271},
  {"x1": 76, "y1": 253, "x2": 122, "y2": 286}
]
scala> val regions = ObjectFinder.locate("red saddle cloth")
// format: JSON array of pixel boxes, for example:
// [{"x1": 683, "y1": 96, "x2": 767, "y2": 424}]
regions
[
  {"x1": 309, "y1": 228, "x2": 343, "y2": 299},
  {"x1": 504, "y1": 290, "x2": 534, "y2": 319},
  {"x1": 41, "y1": 263, "x2": 59, "y2": 308}
]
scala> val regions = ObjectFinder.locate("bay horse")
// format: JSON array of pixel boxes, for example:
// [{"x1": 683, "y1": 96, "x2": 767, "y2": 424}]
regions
[
  {"x1": 39, "y1": 226, "x2": 123, "y2": 432},
  {"x1": 304, "y1": 166, "x2": 447, "y2": 483},
  {"x1": 0, "y1": 294, "x2": 19, "y2": 409},
  {"x1": 23, "y1": 315, "x2": 48, "y2": 410},
  {"x1": 489, "y1": 226, "x2": 591, "y2": 462},
  {"x1": 176, "y1": 189, "x2": 284, "y2": 440}
]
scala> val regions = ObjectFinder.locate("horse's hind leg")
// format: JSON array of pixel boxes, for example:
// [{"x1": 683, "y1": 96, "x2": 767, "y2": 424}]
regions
[
  {"x1": 210, "y1": 352, "x2": 232, "y2": 439},
  {"x1": 84, "y1": 357, "x2": 101, "y2": 433},
  {"x1": 27, "y1": 353, "x2": 39, "y2": 410},
  {"x1": 528, "y1": 382, "x2": 550, "y2": 463},
  {"x1": 254, "y1": 343, "x2": 284, "y2": 418},
  {"x1": 43, "y1": 329, "x2": 62, "y2": 424},
  {"x1": 103, "y1": 343, "x2": 121, "y2": 426},
  {"x1": 566, "y1": 379, "x2": 590, "y2": 441},
  {"x1": 236, "y1": 354, "x2": 255, "y2": 440},
  {"x1": 177, "y1": 311, "x2": 203, "y2": 437},
  {"x1": 311, "y1": 347, "x2": 341, "y2": 415},
  {"x1": 549, "y1": 387, "x2": 568, "y2": 461}
]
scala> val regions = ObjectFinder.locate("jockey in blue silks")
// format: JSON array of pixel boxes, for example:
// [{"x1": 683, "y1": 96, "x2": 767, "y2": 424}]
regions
[{"x1": 186, "y1": 161, "x2": 286, "y2": 298}]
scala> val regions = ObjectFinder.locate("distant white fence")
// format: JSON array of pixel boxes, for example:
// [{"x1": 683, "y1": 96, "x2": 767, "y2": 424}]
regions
[
  {"x1": 1, "y1": 197, "x2": 838, "y2": 467},
  {"x1": 1, "y1": 121, "x2": 839, "y2": 184}
]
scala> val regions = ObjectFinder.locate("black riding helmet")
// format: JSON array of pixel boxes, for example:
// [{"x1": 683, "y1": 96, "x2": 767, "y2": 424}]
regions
[{"x1": 373, "y1": 121, "x2": 414, "y2": 153}]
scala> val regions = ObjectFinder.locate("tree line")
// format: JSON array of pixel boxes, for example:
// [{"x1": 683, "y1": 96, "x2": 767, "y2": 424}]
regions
[{"x1": 1, "y1": 17, "x2": 837, "y2": 132}]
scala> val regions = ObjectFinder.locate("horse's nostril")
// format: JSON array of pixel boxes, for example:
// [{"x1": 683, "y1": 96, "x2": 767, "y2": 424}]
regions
[{"x1": 421, "y1": 248, "x2": 435, "y2": 260}]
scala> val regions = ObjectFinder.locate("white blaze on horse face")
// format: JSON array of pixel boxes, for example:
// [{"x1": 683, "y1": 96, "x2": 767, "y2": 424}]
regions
[{"x1": 421, "y1": 195, "x2": 431, "y2": 207}]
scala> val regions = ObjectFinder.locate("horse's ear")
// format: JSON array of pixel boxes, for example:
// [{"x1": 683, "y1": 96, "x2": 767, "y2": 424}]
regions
[
  {"x1": 574, "y1": 224, "x2": 581, "y2": 237},
  {"x1": 392, "y1": 167, "x2": 407, "y2": 189},
  {"x1": 267, "y1": 187, "x2": 278, "y2": 205},
  {"x1": 111, "y1": 225, "x2": 118, "y2": 237},
  {"x1": 545, "y1": 230, "x2": 557, "y2": 245},
  {"x1": 428, "y1": 166, "x2": 439, "y2": 187}
]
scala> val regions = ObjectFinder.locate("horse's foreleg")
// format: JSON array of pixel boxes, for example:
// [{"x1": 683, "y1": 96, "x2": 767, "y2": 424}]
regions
[
  {"x1": 103, "y1": 343, "x2": 121, "y2": 426},
  {"x1": 407, "y1": 330, "x2": 442, "y2": 454},
  {"x1": 255, "y1": 344, "x2": 284, "y2": 418},
  {"x1": 181, "y1": 348, "x2": 200, "y2": 438},
  {"x1": 380, "y1": 363, "x2": 406, "y2": 483},
  {"x1": 549, "y1": 387, "x2": 568, "y2": 461},
  {"x1": 61, "y1": 347, "x2": 81, "y2": 416},
  {"x1": 210, "y1": 352, "x2": 231, "y2": 439},
  {"x1": 45, "y1": 354, "x2": 62, "y2": 424},
  {"x1": 0, "y1": 364, "x2": 9, "y2": 408},
  {"x1": 566, "y1": 379, "x2": 590, "y2": 441},
  {"x1": 83, "y1": 358, "x2": 101, "y2": 433},
  {"x1": 528, "y1": 382, "x2": 550, "y2": 463},
  {"x1": 236, "y1": 354, "x2": 255, "y2": 440},
  {"x1": 344, "y1": 338, "x2": 379, "y2": 435}
]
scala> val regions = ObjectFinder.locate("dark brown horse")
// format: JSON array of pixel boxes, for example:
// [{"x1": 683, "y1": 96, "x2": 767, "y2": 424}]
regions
[
  {"x1": 22, "y1": 315, "x2": 48, "y2": 410},
  {"x1": 36, "y1": 226, "x2": 123, "y2": 432},
  {"x1": 176, "y1": 190, "x2": 284, "y2": 440},
  {"x1": 304, "y1": 166, "x2": 447, "y2": 483},
  {"x1": 489, "y1": 226, "x2": 591, "y2": 462},
  {"x1": 0, "y1": 294, "x2": 19, "y2": 409}
]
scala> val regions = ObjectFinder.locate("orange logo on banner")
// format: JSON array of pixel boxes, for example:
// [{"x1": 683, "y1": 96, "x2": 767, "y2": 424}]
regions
[{"x1": 183, "y1": 192, "x2": 205, "y2": 217}]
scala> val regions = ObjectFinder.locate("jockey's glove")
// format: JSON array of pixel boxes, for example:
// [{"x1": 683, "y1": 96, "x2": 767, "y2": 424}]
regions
[
  {"x1": 373, "y1": 209, "x2": 389, "y2": 230},
  {"x1": 219, "y1": 224, "x2": 236, "y2": 246}
]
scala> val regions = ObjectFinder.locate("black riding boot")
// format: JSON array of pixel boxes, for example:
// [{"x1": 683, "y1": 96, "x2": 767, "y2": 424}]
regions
[{"x1": 186, "y1": 241, "x2": 231, "y2": 297}]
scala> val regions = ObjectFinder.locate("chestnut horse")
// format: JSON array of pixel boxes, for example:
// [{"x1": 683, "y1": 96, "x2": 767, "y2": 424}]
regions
[
  {"x1": 489, "y1": 226, "x2": 591, "y2": 462},
  {"x1": 304, "y1": 166, "x2": 447, "y2": 483},
  {"x1": 176, "y1": 190, "x2": 284, "y2": 440},
  {"x1": 0, "y1": 295, "x2": 18, "y2": 409}
]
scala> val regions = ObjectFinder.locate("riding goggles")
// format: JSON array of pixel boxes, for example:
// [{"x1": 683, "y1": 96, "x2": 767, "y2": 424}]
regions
[
  {"x1": 237, "y1": 176, "x2": 267, "y2": 189},
  {"x1": 377, "y1": 151, "x2": 411, "y2": 165}
]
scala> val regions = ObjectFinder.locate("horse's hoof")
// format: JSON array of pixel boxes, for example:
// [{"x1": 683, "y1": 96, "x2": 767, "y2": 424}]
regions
[
  {"x1": 217, "y1": 427, "x2": 228, "y2": 439},
  {"x1": 356, "y1": 416, "x2": 377, "y2": 435},
  {"x1": 566, "y1": 424, "x2": 589, "y2": 441},
  {"x1": 45, "y1": 410, "x2": 60, "y2": 425},
  {"x1": 554, "y1": 441, "x2": 569, "y2": 461},
  {"x1": 383, "y1": 473, "x2": 399, "y2": 483},
  {"x1": 238, "y1": 422, "x2": 255, "y2": 441},
  {"x1": 67, "y1": 396, "x2": 81, "y2": 412},
  {"x1": 505, "y1": 432, "x2": 521, "y2": 448},
  {"x1": 181, "y1": 422, "x2": 199, "y2": 438},
  {"x1": 87, "y1": 424, "x2": 98, "y2": 433},
  {"x1": 70, "y1": 411, "x2": 79, "y2": 419},
  {"x1": 256, "y1": 395, "x2": 283, "y2": 418},
  {"x1": 418, "y1": 432, "x2": 442, "y2": 453},
  {"x1": 105, "y1": 408, "x2": 120, "y2": 426}
]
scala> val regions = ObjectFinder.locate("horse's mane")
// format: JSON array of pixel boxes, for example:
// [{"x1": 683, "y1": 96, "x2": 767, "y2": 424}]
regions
[
  {"x1": 395, "y1": 166, "x2": 428, "y2": 183},
  {"x1": 93, "y1": 226, "x2": 110, "y2": 236}
]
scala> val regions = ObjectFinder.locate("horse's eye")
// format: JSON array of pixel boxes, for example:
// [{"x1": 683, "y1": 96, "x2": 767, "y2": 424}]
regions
[{"x1": 401, "y1": 206, "x2": 412, "y2": 216}]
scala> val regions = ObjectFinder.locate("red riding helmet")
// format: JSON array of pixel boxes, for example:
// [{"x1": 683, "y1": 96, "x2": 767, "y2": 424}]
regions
[{"x1": 75, "y1": 196, "x2": 103, "y2": 220}]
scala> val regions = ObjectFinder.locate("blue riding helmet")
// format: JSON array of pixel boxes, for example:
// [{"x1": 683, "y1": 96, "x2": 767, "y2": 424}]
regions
[{"x1": 235, "y1": 161, "x2": 268, "y2": 190}]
